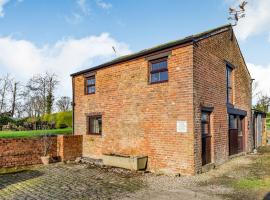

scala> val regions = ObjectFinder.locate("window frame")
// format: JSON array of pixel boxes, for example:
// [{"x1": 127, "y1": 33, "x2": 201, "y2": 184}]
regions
[
  {"x1": 85, "y1": 75, "x2": 96, "y2": 95},
  {"x1": 226, "y1": 65, "x2": 233, "y2": 104},
  {"x1": 201, "y1": 111, "x2": 211, "y2": 136},
  {"x1": 149, "y1": 57, "x2": 168, "y2": 84},
  {"x1": 87, "y1": 115, "x2": 102, "y2": 135}
]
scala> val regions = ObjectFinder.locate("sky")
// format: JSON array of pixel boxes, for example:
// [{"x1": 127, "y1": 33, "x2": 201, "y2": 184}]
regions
[{"x1": 0, "y1": 0, "x2": 269, "y2": 101}]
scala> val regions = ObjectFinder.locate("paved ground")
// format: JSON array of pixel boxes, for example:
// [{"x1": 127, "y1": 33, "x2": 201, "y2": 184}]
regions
[{"x1": 0, "y1": 154, "x2": 269, "y2": 200}]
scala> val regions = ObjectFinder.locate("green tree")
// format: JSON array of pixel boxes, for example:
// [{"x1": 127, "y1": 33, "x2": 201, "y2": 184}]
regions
[{"x1": 254, "y1": 94, "x2": 270, "y2": 113}]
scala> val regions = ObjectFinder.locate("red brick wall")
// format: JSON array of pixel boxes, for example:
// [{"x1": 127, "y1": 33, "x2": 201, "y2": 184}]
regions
[
  {"x1": 57, "y1": 135, "x2": 83, "y2": 161},
  {"x1": 0, "y1": 135, "x2": 82, "y2": 168},
  {"x1": 73, "y1": 28, "x2": 251, "y2": 175},
  {"x1": 74, "y1": 45, "x2": 196, "y2": 175},
  {"x1": 0, "y1": 137, "x2": 57, "y2": 168},
  {"x1": 193, "y1": 30, "x2": 252, "y2": 172}
]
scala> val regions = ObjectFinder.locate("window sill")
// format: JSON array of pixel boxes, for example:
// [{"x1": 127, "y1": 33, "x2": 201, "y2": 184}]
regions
[
  {"x1": 85, "y1": 92, "x2": 96, "y2": 95},
  {"x1": 149, "y1": 80, "x2": 168, "y2": 85},
  {"x1": 87, "y1": 132, "x2": 102, "y2": 135}
]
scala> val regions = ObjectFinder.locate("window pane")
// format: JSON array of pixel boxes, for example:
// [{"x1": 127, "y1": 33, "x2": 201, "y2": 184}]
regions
[
  {"x1": 98, "y1": 118, "x2": 102, "y2": 134},
  {"x1": 89, "y1": 116, "x2": 102, "y2": 134},
  {"x1": 151, "y1": 60, "x2": 167, "y2": 71},
  {"x1": 201, "y1": 113, "x2": 209, "y2": 123},
  {"x1": 87, "y1": 78, "x2": 95, "y2": 85},
  {"x1": 87, "y1": 86, "x2": 95, "y2": 94},
  {"x1": 227, "y1": 68, "x2": 232, "y2": 87},
  {"x1": 151, "y1": 73, "x2": 160, "y2": 83},
  {"x1": 229, "y1": 115, "x2": 237, "y2": 129},
  {"x1": 160, "y1": 71, "x2": 168, "y2": 81},
  {"x1": 227, "y1": 67, "x2": 232, "y2": 103}
]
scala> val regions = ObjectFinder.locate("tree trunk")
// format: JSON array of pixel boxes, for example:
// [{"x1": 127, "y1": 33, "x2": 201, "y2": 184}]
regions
[{"x1": 11, "y1": 82, "x2": 18, "y2": 117}]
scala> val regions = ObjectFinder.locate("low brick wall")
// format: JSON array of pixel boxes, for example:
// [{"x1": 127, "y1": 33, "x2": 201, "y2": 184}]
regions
[
  {"x1": 0, "y1": 137, "x2": 57, "y2": 168},
  {"x1": 0, "y1": 135, "x2": 82, "y2": 168},
  {"x1": 57, "y1": 135, "x2": 83, "y2": 161}
]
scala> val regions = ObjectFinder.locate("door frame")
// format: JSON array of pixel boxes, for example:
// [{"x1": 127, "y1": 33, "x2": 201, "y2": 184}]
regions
[
  {"x1": 201, "y1": 108, "x2": 213, "y2": 166},
  {"x1": 228, "y1": 114, "x2": 245, "y2": 156}
]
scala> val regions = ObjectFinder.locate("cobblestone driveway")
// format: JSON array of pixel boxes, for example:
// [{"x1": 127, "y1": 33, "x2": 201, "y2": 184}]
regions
[
  {"x1": 0, "y1": 162, "x2": 220, "y2": 200},
  {"x1": 0, "y1": 163, "x2": 144, "y2": 200},
  {"x1": 0, "y1": 155, "x2": 266, "y2": 200}
]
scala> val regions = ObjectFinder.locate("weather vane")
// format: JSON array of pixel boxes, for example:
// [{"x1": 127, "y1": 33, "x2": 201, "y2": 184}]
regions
[{"x1": 228, "y1": 0, "x2": 248, "y2": 26}]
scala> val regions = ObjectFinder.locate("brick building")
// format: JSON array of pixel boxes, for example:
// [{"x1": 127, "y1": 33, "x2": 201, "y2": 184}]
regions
[{"x1": 71, "y1": 24, "x2": 252, "y2": 175}]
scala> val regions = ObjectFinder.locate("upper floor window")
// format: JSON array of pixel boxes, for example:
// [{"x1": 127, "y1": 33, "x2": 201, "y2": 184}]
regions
[
  {"x1": 226, "y1": 65, "x2": 233, "y2": 103},
  {"x1": 86, "y1": 76, "x2": 95, "y2": 94},
  {"x1": 150, "y1": 57, "x2": 168, "y2": 84}
]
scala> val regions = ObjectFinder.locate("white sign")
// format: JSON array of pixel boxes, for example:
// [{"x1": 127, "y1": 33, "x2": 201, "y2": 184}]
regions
[{"x1": 177, "y1": 121, "x2": 187, "y2": 133}]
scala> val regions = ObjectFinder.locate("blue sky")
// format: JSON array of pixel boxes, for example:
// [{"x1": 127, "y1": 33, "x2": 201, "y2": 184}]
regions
[{"x1": 0, "y1": 0, "x2": 269, "y2": 98}]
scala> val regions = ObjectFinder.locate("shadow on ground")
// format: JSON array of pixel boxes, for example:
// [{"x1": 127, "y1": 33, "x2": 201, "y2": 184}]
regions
[
  {"x1": 0, "y1": 170, "x2": 44, "y2": 190},
  {"x1": 264, "y1": 192, "x2": 270, "y2": 200}
]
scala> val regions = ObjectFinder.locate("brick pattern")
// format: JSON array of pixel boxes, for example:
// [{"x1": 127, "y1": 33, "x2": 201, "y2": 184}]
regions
[
  {"x1": 73, "y1": 28, "x2": 251, "y2": 175},
  {"x1": 57, "y1": 135, "x2": 83, "y2": 161},
  {"x1": 74, "y1": 45, "x2": 195, "y2": 175},
  {"x1": 0, "y1": 137, "x2": 57, "y2": 168},
  {"x1": 193, "y1": 30, "x2": 252, "y2": 172},
  {"x1": 0, "y1": 135, "x2": 82, "y2": 168}
]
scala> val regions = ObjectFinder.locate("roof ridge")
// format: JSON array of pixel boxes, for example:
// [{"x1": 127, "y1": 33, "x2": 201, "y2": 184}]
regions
[{"x1": 71, "y1": 24, "x2": 232, "y2": 77}]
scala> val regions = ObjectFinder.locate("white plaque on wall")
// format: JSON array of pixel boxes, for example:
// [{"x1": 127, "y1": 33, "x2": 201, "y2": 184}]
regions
[{"x1": 177, "y1": 121, "x2": 187, "y2": 133}]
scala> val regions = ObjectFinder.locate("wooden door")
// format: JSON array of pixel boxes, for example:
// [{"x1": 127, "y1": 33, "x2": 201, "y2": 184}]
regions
[
  {"x1": 229, "y1": 114, "x2": 238, "y2": 156},
  {"x1": 257, "y1": 114, "x2": 263, "y2": 147},
  {"x1": 229, "y1": 129, "x2": 238, "y2": 155},
  {"x1": 229, "y1": 115, "x2": 245, "y2": 155}
]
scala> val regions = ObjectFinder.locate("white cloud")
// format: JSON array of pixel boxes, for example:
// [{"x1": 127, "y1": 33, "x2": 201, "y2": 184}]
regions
[
  {"x1": 77, "y1": 0, "x2": 90, "y2": 15},
  {"x1": 234, "y1": 0, "x2": 270, "y2": 40},
  {"x1": 0, "y1": 34, "x2": 131, "y2": 97},
  {"x1": 0, "y1": 0, "x2": 24, "y2": 18},
  {"x1": 247, "y1": 62, "x2": 270, "y2": 101},
  {"x1": 0, "y1": 0, "x2": 10, "y2": 17},
  {"x1": 96, "y1": 0, "x2": 112, "y2": 9}
]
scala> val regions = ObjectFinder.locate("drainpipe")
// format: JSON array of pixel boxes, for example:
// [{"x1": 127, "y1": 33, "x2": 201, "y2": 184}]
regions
[
  {"x1": 251, "y1": 78, "x2": 255, "y2": 150},
  {"x1": 72, "y1": 77, "x2": 75, "y2": 135}
]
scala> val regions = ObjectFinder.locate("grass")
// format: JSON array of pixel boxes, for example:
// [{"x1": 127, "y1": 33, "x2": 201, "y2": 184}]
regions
[
  {"x1": 0, "y1": 166, "x2": 33, "y2": 174},
  {"x1": 235, "y1": 178, "x2": 270, "y2": 189},
  {"x1": 0, "y1": 128, "x2": 72, "y2": 138},
  {"x1": 199, "y1": 153, "x2": 270, "y2": 200}
]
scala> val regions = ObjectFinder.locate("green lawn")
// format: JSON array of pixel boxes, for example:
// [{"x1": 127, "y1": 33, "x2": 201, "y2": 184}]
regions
[{"x1": 0, "y1": 128, "x2": 72, "y2": 138}]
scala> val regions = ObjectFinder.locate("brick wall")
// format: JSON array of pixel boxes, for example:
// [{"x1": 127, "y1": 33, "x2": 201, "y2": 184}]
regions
[
  {"x1": 0, "y1": 137, "x2": 57, "y2": 168},
  {"x1": 74, "y1": 45, "x2": 196, "y2": 175},
  {"x1": 73, "y1": 27, "x2": 251, "y2": 175},
  {"x1": 0, "y1": 135, "x2": 82, "y2": 168},
  {"x1": 193, "y1": 30, "x2": 252, "y2": 172},
  {"x1": 57, "y1": 135, "x2": 83, "y2": 161}
]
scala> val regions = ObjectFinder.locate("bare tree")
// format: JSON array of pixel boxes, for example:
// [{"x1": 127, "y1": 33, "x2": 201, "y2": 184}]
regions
[
  {"x1": 56, "y1": 96, "x2": 71, "y2": 112},
  {"x1": 252, "y1": 81, "x2": 261, "y2": 100},
  {"x1": 0, "y1": 74, "x2": 12, "y2": 114},
  {"x1": 45, "y1": 73, "x2": 59, "y2": 114},
  {"x1": 26, "y1": 72, "x2": 59, "y2": 116},
  {"x1": 228, "y1": 0, "x2": 248, "y2": 26},
  {"x1": 10, "y1": 82, "x2": 21, "y2": 117}
]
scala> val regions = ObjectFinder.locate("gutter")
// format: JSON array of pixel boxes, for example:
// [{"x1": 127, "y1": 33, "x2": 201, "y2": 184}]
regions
[
  {"x1": 70, "y1": 37, "x2": 194, "y2": 77},
  {"x1": 70, "y1": 25, "x2": 232, "y2": 77}
]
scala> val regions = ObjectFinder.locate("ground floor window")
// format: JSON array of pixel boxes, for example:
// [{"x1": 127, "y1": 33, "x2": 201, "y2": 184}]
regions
[{"x1": 88, "y1": 115, "x2": 102, "y2": 135}]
